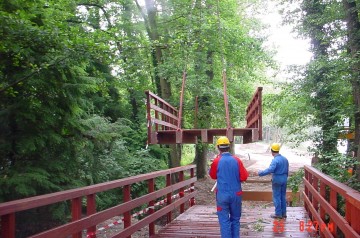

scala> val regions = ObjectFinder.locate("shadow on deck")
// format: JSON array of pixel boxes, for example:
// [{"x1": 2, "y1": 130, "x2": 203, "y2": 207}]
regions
[{"x1": 152, "y1": 205, "x2": 315, "y2": 238}]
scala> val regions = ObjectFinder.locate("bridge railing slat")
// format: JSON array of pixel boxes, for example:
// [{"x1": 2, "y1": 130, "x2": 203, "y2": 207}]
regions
[{"x1": 304, "y1": 165, "x2": 360, "y2": 238}]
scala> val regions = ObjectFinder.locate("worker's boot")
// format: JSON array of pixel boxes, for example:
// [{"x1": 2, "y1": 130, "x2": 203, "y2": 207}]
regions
[{"x1": 270, "y1": 214, "x2": 283, "y2": 219}]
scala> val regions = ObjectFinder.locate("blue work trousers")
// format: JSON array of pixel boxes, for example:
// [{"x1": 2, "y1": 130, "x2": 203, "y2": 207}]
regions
[
  {"x1": 216, "y1": 191, "x2": 242, "y2": 238},
  {"x1": 272, "y1": 181, "x2": 287, "y2": 216}
]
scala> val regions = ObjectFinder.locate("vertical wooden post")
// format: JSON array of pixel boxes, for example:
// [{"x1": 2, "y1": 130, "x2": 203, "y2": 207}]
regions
[
  {"x1": 1, "y1": 213, "x2": 15, "y2": 238},
  {"x1": 155, "y1": 99, "x2": 159, "y2": 131},
  {"x1": 346, "y1": 191, "x2": 360, "y2": 234},
  {"x1": 179, "y1": 171, "x2": 185, "y2": 213},
  {"x1": 194, "y1": 96, "x2": 198, "y2": 128},
  {"x1": 71, "y1": 197, "x2": 82, "y2": 238},
  {"x1": 123, "y1": 185, "x2": 131, "y2": 238},
  {"x1": 329, "y1": 189, "x2": 337, "y2": 235},
  {"x1": 177, "y1": 71, "x2": 186, "y2": 129},
  {"x1": 222, "y1": 70, "x2": 231, "y2": 129},
  {"x1": 305, "y1": 167, "x2": 310, "y2": 218},
  {"x1": 145, "y1": 91, "x2": 152, "y2": 144},
  {"x1": 190, "y1": 168, "x2": 195, "y2": 206},
  {"x1": 166, "y1": 173, "x2": 172, "y2": 223},
  {"x1": 257, "y1": 87, "x2": 263, "y2": 140},
  {"x1": 86, "y1": 194, "x2": 97, "y2": 238},
  {"x1": 148, "y1": 178, "x2": 155, "y2": 236},
  {"x1": 312, "y1": 177, "x2": 319, "y2": 212},
  {"x1": 320, "y1": 181, "x2": 326, "y2": 235}
]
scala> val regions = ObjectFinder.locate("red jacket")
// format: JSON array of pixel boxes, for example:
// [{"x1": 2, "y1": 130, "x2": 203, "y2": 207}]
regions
[{"x1": 209, "y1": 152, "x2": 248, "y2": 192}]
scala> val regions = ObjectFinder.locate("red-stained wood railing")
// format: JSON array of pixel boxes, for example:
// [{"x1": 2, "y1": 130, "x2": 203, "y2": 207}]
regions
[
  {"x1": 146, "y1": 87, "x2": 262, "y2": 145},
  {"x1": 145, "y1": 90, "x2": 179, "y2": 144},
  {"x1": 303, "y1": 165, "x2": 360, "y2": 238},
  {"x1": 0, "y1": 165, "x2": 196, "y2": 238},
  {"x1": 245, "y1": 87, "x2": 263, "y2": 141}
]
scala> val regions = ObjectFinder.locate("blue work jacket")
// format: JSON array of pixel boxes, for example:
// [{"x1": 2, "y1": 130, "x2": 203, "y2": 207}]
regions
[{"x1": 259, "y1": 154, "x2": 289, "y2": 184}]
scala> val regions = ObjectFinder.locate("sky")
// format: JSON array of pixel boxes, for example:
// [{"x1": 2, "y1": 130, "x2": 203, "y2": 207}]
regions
[
  {"x1": 260, "y1": 2, "x2": 313, "y2": 67},
  {"x1": 138, "y1": 0, "x2": 313, "y2": 68}
]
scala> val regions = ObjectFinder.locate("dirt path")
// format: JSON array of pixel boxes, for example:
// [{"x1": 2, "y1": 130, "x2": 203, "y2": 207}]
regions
[{"x1": 197, "y1": 141, "x2": 312, "y2": 206}]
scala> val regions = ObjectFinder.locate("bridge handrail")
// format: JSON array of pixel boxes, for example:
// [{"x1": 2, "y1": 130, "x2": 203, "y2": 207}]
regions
[
  {"x1": 303, "y1": 165, "x2": 360, "y2": 238},
  {"x1": 145, "y1": 90, "x2": 179, "y2": 130},
  {"x1": 0, "y1": 164, "x2": 197, "y2": 238},
  {"x1": 245, "y1": 87, "x2": 263, "y2": 140}
]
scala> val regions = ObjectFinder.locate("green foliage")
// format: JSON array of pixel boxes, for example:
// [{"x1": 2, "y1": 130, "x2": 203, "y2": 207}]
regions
[
  {"x1": 0, "y1": 167, "x2": 58, "y2": 201},
  {"x1": 0, "y1": 0, "x2": 271, "y2": 233},
  {"x1": 181, "y1": 145, "x2": 195, "y2": 166},
  {"x1": 287, "y1": 168, "x2": 305, "y2": 206},
  {"x1": 274, "y1": 1, "x2": 360, "y2": 189},
  {"x1": 315, "y1": 153, "x2": 359, "y2": 190},
  {"x1": 287, "y1": 168, "x2": 304, "y2": 194}
]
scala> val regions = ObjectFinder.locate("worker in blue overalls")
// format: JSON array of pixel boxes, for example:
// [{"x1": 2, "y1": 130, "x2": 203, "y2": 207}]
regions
[
  {"x1": 258, "y1": 143, "x2": 289, "y2": 219},
  {"x1": 209, "y1": 136, "x2": 249, "y2": 238}
]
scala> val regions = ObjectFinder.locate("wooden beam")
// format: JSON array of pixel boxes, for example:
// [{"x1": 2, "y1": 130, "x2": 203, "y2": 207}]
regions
[{"x1": 243, "y1": 191, "x2": 300, "y2": 202}]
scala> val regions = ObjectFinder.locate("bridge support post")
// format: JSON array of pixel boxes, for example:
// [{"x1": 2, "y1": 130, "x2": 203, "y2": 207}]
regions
[
  {"x1": 86, "y1": 194, "x2": 96, "y2": 238},
  {"x1": 1, "y1": 213, "x2": 15, "y2": 238},
  {"x1": 71, "y1": 197, "x2": 82, "y2": 238},
  {"x1": 148, "y1": 179, "x2": 155, "y2": 236},
  {"x1": 179, "y1": 171, "x2": 185, "y2": 213},
  {"x1": 123, "y1": 185, "x2": 131, "y2": 238},
  {"x1": 166, "y1": 174, "x2": 172, "y2": 223}
]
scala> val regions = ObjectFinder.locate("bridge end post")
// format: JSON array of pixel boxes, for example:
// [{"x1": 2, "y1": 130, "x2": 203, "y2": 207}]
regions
[{"x1": 1, "y1": 213, "x2": 15, "y2": 238}]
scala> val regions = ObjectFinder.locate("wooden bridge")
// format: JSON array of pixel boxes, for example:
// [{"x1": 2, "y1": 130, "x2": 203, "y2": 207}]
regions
[
  {"x1": 145, "y1": 87, "x2": 263, "y2": 145},
  {"x1": 1, "y1": 165, "x2": 360, "y2": 238}
]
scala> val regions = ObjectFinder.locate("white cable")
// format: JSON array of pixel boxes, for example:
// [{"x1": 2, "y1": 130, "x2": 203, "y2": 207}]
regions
[{"x1": 211, "y1": 181, "x2": 217, "y2": 192}]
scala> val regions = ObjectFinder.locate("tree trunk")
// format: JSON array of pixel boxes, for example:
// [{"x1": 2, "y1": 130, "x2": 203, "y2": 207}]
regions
[
  {"x1": 142, "y1": 0, "x2": 181, "y2": 169},
  {"x1": 304, "y1": 0, "x2": 340, "y2": 159},
  {"x1": 195, "y1": 143, "x2": 209, "y2": 178},
  {"x1": 194, "y1": 50, "x2": 215, "y2": 178},
  {"x1": 343, "y1": 0, "x2": 360, "y2": 181}
]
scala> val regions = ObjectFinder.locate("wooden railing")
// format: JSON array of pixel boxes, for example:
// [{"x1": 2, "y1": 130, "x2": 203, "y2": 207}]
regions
[
  {"x1": 145, "y1": 90, "x2": 179, "y2": 144},
  {"x1": 0, "y1": 165, "x2": 196, "y2": 238},
  {"x1": 245, "y1": 87, "x2": 263, "y2": 140},
  {"x1": 303, "y1": 165, "x2": 360, "y2": 238},
  {"x1": 145, "y1": 87, "x2": 263, "y2": 144}
]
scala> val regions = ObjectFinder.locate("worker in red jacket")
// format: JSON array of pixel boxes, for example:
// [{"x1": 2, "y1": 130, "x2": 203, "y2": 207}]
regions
[{"x1": 209, "y1": 136, "x2": 249, "y2": 238}]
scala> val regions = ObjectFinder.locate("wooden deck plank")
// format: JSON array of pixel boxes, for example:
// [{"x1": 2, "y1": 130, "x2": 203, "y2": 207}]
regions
[{"x1": 152, "y1": 205, "x2": 317, "y2": 238}]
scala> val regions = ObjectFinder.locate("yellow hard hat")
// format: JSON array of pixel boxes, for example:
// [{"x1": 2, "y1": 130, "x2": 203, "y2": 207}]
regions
[
  {"x1": 271, "y1": 143, "x2": 281, "y2": 152},
  {"x1": 216, "y1": 136, "x2": 230, "y2": 147}
]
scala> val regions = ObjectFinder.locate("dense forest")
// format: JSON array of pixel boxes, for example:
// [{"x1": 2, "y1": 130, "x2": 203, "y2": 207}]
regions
[{"x1": 1, "y1": 0, "x2": 359, "y2": 210}]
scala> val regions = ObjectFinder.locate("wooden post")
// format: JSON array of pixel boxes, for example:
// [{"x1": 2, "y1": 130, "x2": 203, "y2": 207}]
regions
[
  {"x1": 1, "y1": 213, "x2": 15, "y2": 238},
  {"x1": 166, "y1": 173, "x2": 172, "y2": 223},
  {"x1": 190, "y1": 168, "x2": 195, "y2": 206},
  {"x1": 71, "y1": 197, "x2": 82, "y2": 238},
  {"x1": 312, "y1": 177, "x2": 319, "y2": 212},
  {"x1": 148, "y1": 178, "x2": 155, "y2": 236},
  {"x1": 329, "y1": 189, "x2": 338, "y2": 235},
  {"x1": 145, "y1": 91, "x2": 152, "y2": 144},
  {"x1": 320, "y1": 181, "x2": 326, "y2": 237},
  {"x1": 123, "y1": 185, "x2": 131, "y2": 238},
  {"x1": 346, "y1": 191, "x2": 360, "y2": 234},
  {"x1": 179, "y1": 171, "x2": 185, "y2": 213},
  {"x1": 86, "y1": 194, "x2": 97, "y2": 238}
]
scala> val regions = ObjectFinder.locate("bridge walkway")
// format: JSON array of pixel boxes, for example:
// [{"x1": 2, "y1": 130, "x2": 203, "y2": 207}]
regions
[{"x1": 153, "y1": 205, "x2": 315, "y2": 238}]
